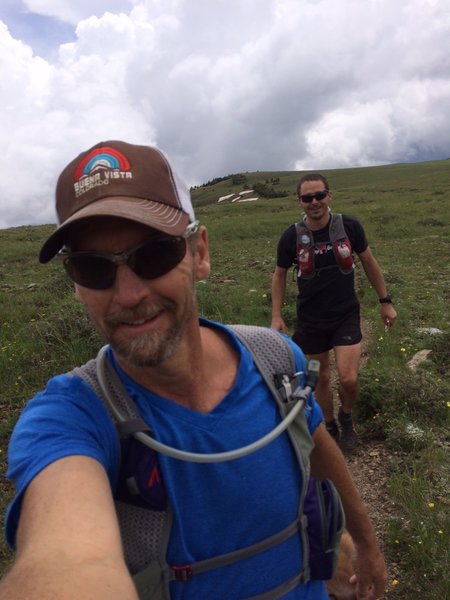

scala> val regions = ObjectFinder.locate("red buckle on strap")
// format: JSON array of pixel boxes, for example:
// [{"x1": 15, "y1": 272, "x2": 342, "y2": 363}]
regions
[{"x1": 172, "y1": 565, "x2": 193, "y2": 581}]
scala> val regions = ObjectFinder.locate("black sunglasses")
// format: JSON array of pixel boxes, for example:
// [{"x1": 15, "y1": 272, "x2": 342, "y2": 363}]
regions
[
  {"x1": 299, "y1": 190, "x2": 329, "y2": 203},
  {"x1": 58, "y1": 221, "x2": 200, "y2": 290}
]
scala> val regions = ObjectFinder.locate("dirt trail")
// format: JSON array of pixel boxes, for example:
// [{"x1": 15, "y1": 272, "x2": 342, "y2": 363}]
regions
[{"x1": 330, "y1": 319, "x2": 397, "y2": 596}]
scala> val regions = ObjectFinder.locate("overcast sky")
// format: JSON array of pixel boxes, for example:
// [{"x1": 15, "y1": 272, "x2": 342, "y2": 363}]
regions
[{"x1": 1, "y1": 0, "x2": 449, "y2": 229}]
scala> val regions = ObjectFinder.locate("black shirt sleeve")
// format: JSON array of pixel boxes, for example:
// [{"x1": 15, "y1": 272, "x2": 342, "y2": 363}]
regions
[
  {"x1": 342, "y1": 215, "x2": 368, "y2": 254},
  {"x1": 276, "y1": 224, "x2": 297, "y2": 269}
]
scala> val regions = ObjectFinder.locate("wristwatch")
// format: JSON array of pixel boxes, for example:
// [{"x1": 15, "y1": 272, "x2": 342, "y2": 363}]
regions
[{"x1": 379, "y1": 295, "x2": 393, "y2": 304}]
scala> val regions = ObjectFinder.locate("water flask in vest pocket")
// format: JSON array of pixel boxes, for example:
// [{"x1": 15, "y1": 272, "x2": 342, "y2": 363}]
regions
[
  {"x1": 334, "y1": 239, "x2": 353, "y2": 270},
  {"x1": 297, "y1": 246, "x2": 314, "y2": 277}
]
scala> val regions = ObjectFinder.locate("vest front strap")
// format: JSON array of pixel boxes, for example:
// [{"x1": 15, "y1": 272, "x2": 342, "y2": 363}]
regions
[
  {"x1": 245, "y1": 571, "x2": 305, "y2": 600},
  {"x1": 164, "y1": 517, "x2": 300, "y2": 582}
]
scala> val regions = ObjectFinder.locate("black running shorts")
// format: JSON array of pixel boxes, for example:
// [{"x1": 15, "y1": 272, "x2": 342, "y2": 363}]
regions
[{"x1": 292, "y1": 311, "x2": 362, "y2": 355}]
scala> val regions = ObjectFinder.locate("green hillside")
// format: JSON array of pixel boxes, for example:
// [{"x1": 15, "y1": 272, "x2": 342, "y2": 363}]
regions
[
  {"x1": 191, "y1": 158, "x2": 450, "y2": 208},
  {"x1": 0, "y1": 159, "x2": 449, "y2": 597}
]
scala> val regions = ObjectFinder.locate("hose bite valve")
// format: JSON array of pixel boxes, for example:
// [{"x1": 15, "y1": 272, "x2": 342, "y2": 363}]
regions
[
  {"x1": 306, "y1": 359, "x2": 320, "y2": 391},
  {"x1": 292, "y1": 359, "x2": 320, "y2": 402}
]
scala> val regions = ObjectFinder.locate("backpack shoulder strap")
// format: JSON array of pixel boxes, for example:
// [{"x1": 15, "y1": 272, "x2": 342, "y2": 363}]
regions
[
  {"x1": 328, "y1": 212, "x2": 346, "y2": 242},
  {"x1": 294, "y1": 217, "x2": 315, "y2": 279},
  {"x1": 71, "y1": 358, "x2": 171, "y2": 600},
  {"x1": 296, "y1": 212, "x2": 345, "y2": 244},
  {"x1": 72, "y1": 353, "x2": 150, "y2": 438},
  {"x1": 228, "y1": 324, "x2": 315, "y2": 581},
  {"x1": 329, "y1": 213, "x2": 354, "y2": 275},
  {"x1": 228, "y1": 324, "x2": 314, "y2": 460},
  {"x1": 229, "y1": 325, "x2": 345, "y2": 582},
  {"x1": 228, "y1": 324, "x2": 296, "y2": 398},
  {"x1": 294, "y1": 217, "x2": 312, "y2": 245}
]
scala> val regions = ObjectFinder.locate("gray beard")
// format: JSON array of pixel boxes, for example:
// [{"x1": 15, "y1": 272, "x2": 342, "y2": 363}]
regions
[
  {"x1": 110, "y1": 320, "x2": 184, "y2": 368},
  {"x1": 101, "y1": 293, "x2": 195, "y2": 369}
]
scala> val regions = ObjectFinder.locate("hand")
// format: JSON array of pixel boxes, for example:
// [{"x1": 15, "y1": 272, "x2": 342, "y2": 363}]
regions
[
  {"x1": 271, "y1": 316, "x2": 287, "y2": 333},
  {"x1": 380, "y1": 304, "x2": 397, "y2": 329},
  {"x1": 350, "y1": 545, "x2": 388, "y2": 599}
]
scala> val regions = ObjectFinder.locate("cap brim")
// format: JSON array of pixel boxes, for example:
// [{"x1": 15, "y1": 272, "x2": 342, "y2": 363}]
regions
[{"x1": 39, "y1": 196, "x2": 190, "y2": 263}]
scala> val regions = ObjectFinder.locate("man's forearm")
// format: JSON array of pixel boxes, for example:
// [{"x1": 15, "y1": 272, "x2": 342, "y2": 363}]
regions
[
  {"x1": 271, "y1": 268, "x2": 287, "y2": 319},
  {"x1": 0, "y1": 457, "x2": 139, "y2": 600},
  {"x1": 0, "y1": 556, "x2": 138, "y2": 600},
  {"x1": 359, "y1": 250, "x2": 389, "y2": 299},
  {"x1": 364, "y1": 265, "x2": 388, "y2": 299}
]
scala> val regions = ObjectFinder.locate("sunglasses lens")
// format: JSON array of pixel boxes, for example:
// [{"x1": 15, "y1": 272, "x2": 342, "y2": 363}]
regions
[
  {"x1": 132, "y1": 237, "x2": 187, "y2": 280},
  {"x1": 64, "y1": 255, "x2": 116, "y2": 290},
  {"x1": 63, "y1": 236, "x2": 188, "y2": 290},
  {"x1": 300, "y1": 191, "x2": 328, "y2": 203}
]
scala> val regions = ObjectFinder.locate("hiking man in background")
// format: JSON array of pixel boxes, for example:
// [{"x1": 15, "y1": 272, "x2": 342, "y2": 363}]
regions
[
  {"x1": 271, "y1": 173, "x2": 397, "y2": 452},
  {"x1": 1, "y1": 142, "x2": 386, "y2": 600}
]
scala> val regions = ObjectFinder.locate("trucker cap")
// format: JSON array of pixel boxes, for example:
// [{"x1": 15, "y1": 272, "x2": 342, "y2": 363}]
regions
[{"x1": 39, "y1": 140, "x2": 195, "y2": 263}]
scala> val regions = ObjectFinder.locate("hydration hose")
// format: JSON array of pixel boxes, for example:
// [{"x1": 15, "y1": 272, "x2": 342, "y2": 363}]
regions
[{"x1": 96, "y1": 346, "x2": 320, "y2": 463}]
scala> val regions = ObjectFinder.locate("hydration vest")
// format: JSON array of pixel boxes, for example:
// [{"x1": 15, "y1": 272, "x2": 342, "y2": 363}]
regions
[
  {"x1": 295, "y1": 213, "x2": 354, "y2": 279},
  {"x1": 72, "y1": 325, "x2": 344, "y2": 600}
]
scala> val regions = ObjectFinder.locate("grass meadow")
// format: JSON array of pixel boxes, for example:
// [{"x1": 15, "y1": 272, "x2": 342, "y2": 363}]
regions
[{"x1": 0, "y1": 159, "x2": 449, "y2": 598}]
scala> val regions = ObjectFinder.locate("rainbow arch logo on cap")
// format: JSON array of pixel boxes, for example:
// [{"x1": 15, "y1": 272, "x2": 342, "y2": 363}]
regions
[{"x1": 73, "y1": 146, "x2": 131, "y2": 181}]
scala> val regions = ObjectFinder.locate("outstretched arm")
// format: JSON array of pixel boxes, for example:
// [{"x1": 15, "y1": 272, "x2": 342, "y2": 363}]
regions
[
  {"x1": 271, "y1": 266, "x2": 289, "y2": 332},
  {"x1": 0, "y1": 456, "x2": 138, "y2": 600},
  {"x1": 310, "y1": 424, "x2": 387, "y2": 599},
  {"x1": 358, "y1": 247, "x2": 397, "y2": 328}
]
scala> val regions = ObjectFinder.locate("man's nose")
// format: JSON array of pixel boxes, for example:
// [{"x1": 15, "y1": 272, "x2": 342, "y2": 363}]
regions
[{"x1": 112, "y1": 264, "x2": 152, "y2": 306}]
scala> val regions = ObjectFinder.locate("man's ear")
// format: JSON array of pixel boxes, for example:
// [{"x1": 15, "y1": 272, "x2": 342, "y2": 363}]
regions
[{"x1": 194, "y1": 226, "x2": 211, "y2": 281}]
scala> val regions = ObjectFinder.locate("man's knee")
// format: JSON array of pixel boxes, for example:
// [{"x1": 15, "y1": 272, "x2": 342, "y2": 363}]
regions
[{"x1": 339, "y1": 372, "x2": 359, "y2": 393}]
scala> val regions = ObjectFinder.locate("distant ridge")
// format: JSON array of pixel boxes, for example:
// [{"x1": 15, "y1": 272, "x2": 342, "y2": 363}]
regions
[{"x1": 190, "y1": 158, "x2": 450, "y2": 208}]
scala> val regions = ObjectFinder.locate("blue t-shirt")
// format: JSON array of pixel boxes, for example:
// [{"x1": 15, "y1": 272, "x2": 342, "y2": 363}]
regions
[{"x1": 5, "y1": 320, "x2": 326, "y2": 599}]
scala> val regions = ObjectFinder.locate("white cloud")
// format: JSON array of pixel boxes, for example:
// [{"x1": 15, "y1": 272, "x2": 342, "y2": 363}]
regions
[
  {"x1": 22, "y1": 0, "x2": 135, "y2": 25},
  {"x1": 0, "y1": 0, "x2": 449, "y2": 228}
]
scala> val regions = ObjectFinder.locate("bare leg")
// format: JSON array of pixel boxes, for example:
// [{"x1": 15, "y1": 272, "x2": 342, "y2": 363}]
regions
[
  {"x1": 334, "y1": 343, "x2": 362, "y2": 413},
  {"x1": 334, "y1": 343, "x2": 362, "y2": 451}
]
